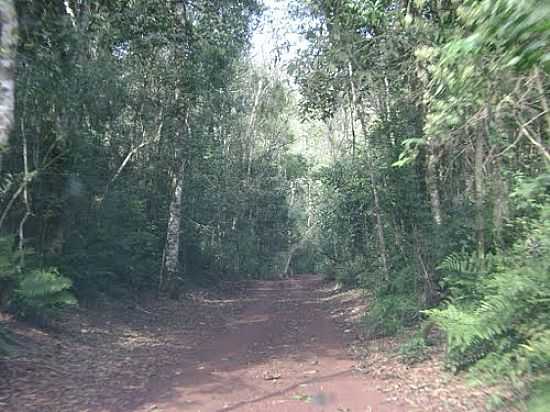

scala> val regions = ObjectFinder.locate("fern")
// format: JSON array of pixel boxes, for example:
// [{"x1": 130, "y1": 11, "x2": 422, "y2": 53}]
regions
[
  {"x1": 13, "y1": 268, "x2": 77, "y2": 323},
  {"x1": 438, "y1": 253, "x2": 493, "y2": 300},
  {"x1": 0, "y1": 236, "x2": 20, "y2": 280},
  {"x1": 428, "y1": 203, "x2": 550, "y2": 381},
  {"x1": 438, "y1": 252, "x2": 480, "y2": 275}
]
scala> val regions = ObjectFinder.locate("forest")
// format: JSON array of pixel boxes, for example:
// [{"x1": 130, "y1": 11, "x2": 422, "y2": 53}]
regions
[{"x1": 0, "y1": 0, "x2": 549, "y2": 411}]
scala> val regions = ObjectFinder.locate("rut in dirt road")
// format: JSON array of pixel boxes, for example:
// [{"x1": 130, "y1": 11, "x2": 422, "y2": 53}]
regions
[{"x1": 136, "y1": 275, "x2": 406, "y2": 412}]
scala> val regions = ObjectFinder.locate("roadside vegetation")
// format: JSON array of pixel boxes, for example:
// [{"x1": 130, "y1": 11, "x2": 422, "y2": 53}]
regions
[{"x1": 0, "y1": 1, "x2": 548, "y2": 410}]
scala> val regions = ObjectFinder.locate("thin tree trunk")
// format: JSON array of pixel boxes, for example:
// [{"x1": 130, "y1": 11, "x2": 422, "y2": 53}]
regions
[
  {"x1": 391, "y1": 215, "x2": 406, "y2": 256},
  {"x1": 104, "y1": 109, "x2": 164, "y2": 199},
  {"x1": 306, "y1": 177, "x2": 312, "y2": 228},
  {"x1": 324, "y1": 119, "x2": 337, "y2": 163},
  {"x1": 474, "y1": 119, "x2": 486, "y2": 260},
  {"x1": 283, "y1": 245, "x2": 297, "y2": 277},
  {"x1": 161, "y1": 109, "x2": 189, "y2": 293},
  {"x1": 63, "y1": 0, "x2": 77, "y2": 27},
  {"x1": 0, "y1": 0, "x2": 17, "y2": 171},
  {"x1": 160, "y1": 0, "x2": 189, "y2": 294},
  {"x1": 492, "y1": 159, "x2": 507, "y2": 248},
  {"x1": 161, "y1": 167, "x2": 185, "y2": 292},
  {"x1": 413, "y1": 225, "x2": 435, "y2": 305},
  {"x1": 18, "y1": 124, "x2": 31, "y2": 267},
  {"x1": 534, "y1": 68, "x2": 550, "y2": 136},
  {"x1": 426, "y1": 142, "x2": 443, "y2": 226},
  {"x1": 284, "y1": 224, "x2": 316, "y2": 276},
  {"x1": 246, "y1": 79, "x2": 264, "y2": 177},
  {"x1": 348, "y1": 62, "x2": 389, "y2": 281}
]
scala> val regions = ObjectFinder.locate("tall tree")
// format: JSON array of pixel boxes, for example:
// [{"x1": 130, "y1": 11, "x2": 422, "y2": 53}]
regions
[{"x1": 0, "y1": 0, "x2": 17, "y2": 170}]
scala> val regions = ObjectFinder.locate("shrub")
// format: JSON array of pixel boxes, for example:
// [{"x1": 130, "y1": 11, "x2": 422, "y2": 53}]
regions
[
  {"x1": 360, "y1": 260, "x2": 424, "y2": 337},
  {"x1": 427, "y1": 202, "x2": 550, "y2": 382},
  {"x1": 0, "y1": 236, "x2": 22, "y2": 305},
  {"x1": 362, "y1": 293, "x2": 420, "y2": 337},
  {"x1": 333, "y1": 256, "x2": 369, "y2": 286},
  {"x1": 0, "y1": 326, "x2": 17, "y2": 356},
  {"x1": 528, "y1": 379, "x2": 550, "y2": 412},
  {"x1": 12, "y1": 268, "x2": 77, "y2": 325},
  {"x1": 399, "y1": 334, "x2": 430, "y2": 365}
]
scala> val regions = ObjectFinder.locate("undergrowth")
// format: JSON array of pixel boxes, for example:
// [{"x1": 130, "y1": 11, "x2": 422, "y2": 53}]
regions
[
  {"x1": 0, "y1": 237, "x2": 76, "y2": 326},
  {"x1": 427, "y1": 178, "x2": 550, "y2": 407}
]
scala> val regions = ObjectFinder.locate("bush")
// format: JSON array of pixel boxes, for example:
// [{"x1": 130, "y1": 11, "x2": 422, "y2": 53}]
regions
[
  {"x1": 427, "y1": 201, "x2": 550, "y2": 382},
  {"x1": 0, "y1": 236, "x2": 22, "y2": 305},
  {"x1": 360, "y1": 260, "x2": 424, "y2": 337},
  {"x1": 399, "y1": 334, "x2": 430, "y2": 365},
  {"x1": 528, "y1": 379, "x2": 550, "y2": 412},
  {"x1": 333, "y1": 256, "x2": 369, "y2": 286},
  {"x1": 0, "y1": 326, "x2": 17, "y2": 356},
  {"x1": 12, "y1": 268, "x2": 77, "y2": 324},
  {"x1": 362, "y1": 293, "x2": 420, "y2": 337}
]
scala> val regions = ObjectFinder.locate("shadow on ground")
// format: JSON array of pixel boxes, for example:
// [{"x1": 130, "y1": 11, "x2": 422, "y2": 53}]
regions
[{"x1": 1, "y1": 275, "x2": 379, "y2": 412}]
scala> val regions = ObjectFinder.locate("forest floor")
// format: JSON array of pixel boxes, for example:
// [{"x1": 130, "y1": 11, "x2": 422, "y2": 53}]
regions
[{"x1": 1, "y1": 274, "x2": 504, "y2": 412}]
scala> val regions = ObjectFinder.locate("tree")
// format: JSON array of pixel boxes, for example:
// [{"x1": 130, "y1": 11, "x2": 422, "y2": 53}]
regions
[{"x1": 0, "y1": 0, "x2": 17, "y2": 170}]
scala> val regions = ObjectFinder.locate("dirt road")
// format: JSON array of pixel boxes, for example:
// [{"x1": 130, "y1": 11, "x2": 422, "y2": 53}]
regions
[
  {"x1": 139, "y1": 275, "x2": 405, "y2": 412},
  {"x1": 1, "y1": 275, "x2": 406, "y2": 412}
]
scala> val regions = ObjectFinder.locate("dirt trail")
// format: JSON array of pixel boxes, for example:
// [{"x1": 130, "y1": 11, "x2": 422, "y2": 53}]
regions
[
  {"x1": 140, "y1": 275, "x2": 405, "y2": 412},
  {"x1": 1, "y1": 275, "x2": 407, "y2": 412}
]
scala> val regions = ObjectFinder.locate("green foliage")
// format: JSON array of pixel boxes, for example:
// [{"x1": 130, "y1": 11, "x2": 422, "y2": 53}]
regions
[
  {"x1": 3, "y1": 0, "x2": 292, "y2": 302},
  {"x1": 362, "y1": 292, "x2": 420, "y2": 337},
  {"x1": 428, "y1": 196, "x2": 550, "y2": 380},
  {"x1": 399, "y1": 334, "x2": 430, "y2": 365},
  {"x1": 12, "y1": 268, "x2": 76, "y2": 324},
  {"x1": 528, "y1": 379, "x2": 550, "y2": 412},
  {"x1": 1, "y1": 2, "x2": 547, "y2": 408},
  {"x1": 294, "y1": 1, "x2": 549, "y2": 405},
  {"x1": 0, "y1": 326, "x2": 17, "y2": 357},
  {"x1": 0, "y1": 236, "x2": 28, "y2": 307},
  {"x1": 328, "y1": 256, "x2": 367, "y2": 286},
  {"x1": 437, "y1": 252, "x2": 494, "y2": 304},
  {"x1": 458, "y1": 0, "x2": 550, "y2": 71},
  {"x1": 0, "y1": 235, "x2": 76, "y2": 326},
  {"x1": 61, "y1": 190, "x2": 163, "y2": 296},
  {"x1": 0, "y1": 236, "x2": 19, "y2": 282}
]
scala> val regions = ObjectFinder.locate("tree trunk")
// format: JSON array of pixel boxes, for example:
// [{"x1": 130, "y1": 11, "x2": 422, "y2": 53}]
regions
[
  {"x1": 160, "y1": 111, "x2": 189, "y2": 293},
  {"x1": 160, "y1": 0, "x2": 190, "y2": 294},
  {"x1": 426, "y1": 142, "x2": 443, "y2": 226},
  {"x1": 246, "y1": 78, "x2": 264, "y2": 177},
  {"x1": 474, "y1": 121, "x2": 486, "y2": 261},
  {"x1": 284, "y1": 224, "x2": 316, "y2": 276},
  {"x1": 492, "y1": 159, "x2": 508, "y2": 248},
  {"x1": 0, "y1": 0, "x2": 17, "y2": 171},
  {"x1": 306, "y1": 177, "x2": 313, "y2": 228},
  {"x1": 347, "y1": 62, "x2": 389, "y2": 281},
  {"x1": 161, "y1": 168, "x2": 185, "y2": 292},
  {"x1": 413, "y1": 225, "x2": 436, "y2": 306},
  {"x1": 283, "y1": 245, "x2": 297, "y2": 277},
  {"x1": 534, "y1": 68, "x2": 550, "y2": 136},
  {"x1": 18, "y1": 123, "x2": 31, "y2": 267}
]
